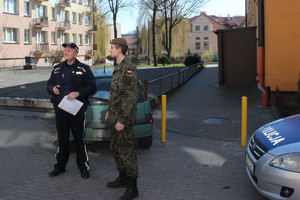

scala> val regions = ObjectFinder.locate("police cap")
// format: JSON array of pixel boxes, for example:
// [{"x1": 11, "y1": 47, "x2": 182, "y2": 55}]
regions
[{"x1": 62, "y1": 42, "x2": 79, "y2": 52}]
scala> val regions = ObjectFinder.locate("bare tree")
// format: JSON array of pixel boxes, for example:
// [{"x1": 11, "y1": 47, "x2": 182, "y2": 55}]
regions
[
  {"x1": 161, "y1": 0, "x2": 208, "y2": 63},
  {"x1": 140, "y1": 0, "x2": 164, "y2": 66},
  {"x1": 104, "y1": 0, "x2": 134, "y2": 38}
]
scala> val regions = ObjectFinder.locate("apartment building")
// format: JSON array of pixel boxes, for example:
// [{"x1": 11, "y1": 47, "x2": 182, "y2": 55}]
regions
[
  {"x1": 188, "y1": 12, "x2": 245, "y2": 61},
  {"x1": 0, "y1": 0, "x2": 97, "y2": 68}
]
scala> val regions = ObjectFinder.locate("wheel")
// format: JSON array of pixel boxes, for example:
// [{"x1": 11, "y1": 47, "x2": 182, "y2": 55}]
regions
[{"x1": 138, "y1": 135, "x2": 152, "y2": 149}]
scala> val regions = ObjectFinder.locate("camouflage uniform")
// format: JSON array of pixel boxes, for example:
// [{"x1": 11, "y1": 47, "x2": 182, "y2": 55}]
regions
[{"x1": 107, "y1": 58, "x2": 139, "y2": 177}]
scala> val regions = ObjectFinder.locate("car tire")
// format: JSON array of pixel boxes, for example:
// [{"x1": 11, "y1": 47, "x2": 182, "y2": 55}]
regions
[{"x1": 138, "y1": 135, "x2": 152, "y2": 149}]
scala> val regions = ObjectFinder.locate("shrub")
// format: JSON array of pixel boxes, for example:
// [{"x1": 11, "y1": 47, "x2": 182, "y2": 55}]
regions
[
  {"x1": 184, "y1": 53, "x2": 202, "y2": 67},
  {"x1": 106, "y1": 55, "x2": 114, "y2": 61},
  {"x1": 202, "y1": 51, "x2": 214, "y2": 63},
  {"x1": 158, "y1": 55, "x2": 169, "y2": 66},
  {"x1": 46, "y1": 50, "x2": 64, "y2": 67}
]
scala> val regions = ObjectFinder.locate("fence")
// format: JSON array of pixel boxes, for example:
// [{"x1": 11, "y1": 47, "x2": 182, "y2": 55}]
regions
[{"x1": 144, "y1": 63, "x2": 203, "y2": 105}]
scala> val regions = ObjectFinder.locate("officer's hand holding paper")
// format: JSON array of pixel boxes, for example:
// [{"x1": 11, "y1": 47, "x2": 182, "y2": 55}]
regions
[{"x1": 58, "y1": 95, "x2": 83, "y2": 116}]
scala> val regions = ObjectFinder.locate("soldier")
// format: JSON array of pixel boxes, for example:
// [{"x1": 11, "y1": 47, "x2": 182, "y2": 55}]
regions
[{"x1": 105, "y1": 38, "x2": 139, "y2": 200}]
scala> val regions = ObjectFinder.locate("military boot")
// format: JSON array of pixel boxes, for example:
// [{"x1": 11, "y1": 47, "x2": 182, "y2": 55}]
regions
[
  {"x1": 107, "y1": 172, "x2": 129, "y2": 188},
  {"x1": 120, "y1": 177, "x2": 139, "y2": 200}
]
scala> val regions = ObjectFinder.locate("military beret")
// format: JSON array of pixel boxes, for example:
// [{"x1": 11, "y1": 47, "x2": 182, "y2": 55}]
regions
[{"x1": 110, "y1": 38, "x2": 128, "y2": 47}]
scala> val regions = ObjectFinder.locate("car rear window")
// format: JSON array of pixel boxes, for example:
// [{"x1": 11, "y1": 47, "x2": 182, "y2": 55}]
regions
[
  {"x1": 92, "y1": 77, "x2": 148, "y2": 103},
  {"x1": 92, "y1": 77, "x2": 111, "y2": 100}
]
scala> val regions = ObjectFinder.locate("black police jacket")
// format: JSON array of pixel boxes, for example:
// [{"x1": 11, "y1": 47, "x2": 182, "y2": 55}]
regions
[{"x1": 47, "y1": 59, "x2": 96, "y2": 106}]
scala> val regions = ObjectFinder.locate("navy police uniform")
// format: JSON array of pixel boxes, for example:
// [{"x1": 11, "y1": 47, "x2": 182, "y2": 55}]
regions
[{"x1": 47, "y1": 59, "x2": 96, "y2": 174}]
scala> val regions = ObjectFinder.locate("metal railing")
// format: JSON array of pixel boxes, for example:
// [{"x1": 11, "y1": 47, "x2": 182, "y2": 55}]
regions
[{"x1": 144, "y1": 63, "x2": 203, "y2": 102}]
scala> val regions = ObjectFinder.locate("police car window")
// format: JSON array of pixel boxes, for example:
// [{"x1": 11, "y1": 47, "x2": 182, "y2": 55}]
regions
[{"x1": 92, "y1": 77, "x2": 111, "y2": 100}]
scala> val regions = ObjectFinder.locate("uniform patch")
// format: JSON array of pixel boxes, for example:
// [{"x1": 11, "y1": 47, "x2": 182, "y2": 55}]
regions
[
  {"x1": 127, "y1": 70, "x2": 133, "y2": 74},
  {"x1": 76, "y1": 71, "x2": 83, "y2": 75}
]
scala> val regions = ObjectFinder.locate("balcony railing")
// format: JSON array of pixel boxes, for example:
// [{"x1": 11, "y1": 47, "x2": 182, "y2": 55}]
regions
[
  {"x1": 88, "y1": 25, "x2": 97, "y2": 34},
  {"x1": 34, "y1": 17, "x2": 49, "y2": 27},
  {"x1": 85, "y1": 5, "x2": 97, "y2": 15},
  {"x1": 35, "y1": 43, "x2": 49, "y2": 53},
  {"x1": 88, "y1": 44, "x2": 97, "y2": 53},
  {"x1": 58, "y1": 21, "x2": 71, "y2": 30},
  {"x1": 58, "y1": 0, "x2": 71, "y2": 7}
]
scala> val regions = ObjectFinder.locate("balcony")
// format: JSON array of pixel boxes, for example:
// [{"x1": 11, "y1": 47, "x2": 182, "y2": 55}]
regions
[
  {"x1": 88, "y1": 44, "x2": 97, "y2": 53},
  {"x1": 34, "y1": 17, "x2": 49, "y2": 27},
  {"x1": 58, "y1": 0, "x2": 71, "y2": 7},
  {"x1": 88, "y1": 25, "x2": 97, "y2": 34},
  {"x1": 35, "y1": 43, "x2": 49, "y2": 53},
  {"x1": 85, "y1": 5, "x2": 97, "y2": 15},
  {"x1": 58, "y1": 21, "x2": 71, "y2": 30}
]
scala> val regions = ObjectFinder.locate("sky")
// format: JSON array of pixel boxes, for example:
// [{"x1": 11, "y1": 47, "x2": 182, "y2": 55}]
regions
[{"x1": 115, "y1": 0, "x2": 245, "y2": 34}]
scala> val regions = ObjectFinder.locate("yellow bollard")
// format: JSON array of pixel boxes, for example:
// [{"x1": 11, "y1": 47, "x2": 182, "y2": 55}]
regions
[
  {"x1": 161, "y1": 95, "x2": 167, "y2": 143},
  {"x1": 241, "y1": 96, "x2": 247, "y2": 147}
]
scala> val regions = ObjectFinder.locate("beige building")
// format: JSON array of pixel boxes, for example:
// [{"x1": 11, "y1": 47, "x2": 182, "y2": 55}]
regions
[
  {"x1": 0, "y1": 0, "x2": 97, "y2": 68},
  {"x1": 188, "y1": 12, "x2": 245, "y2": 61}
]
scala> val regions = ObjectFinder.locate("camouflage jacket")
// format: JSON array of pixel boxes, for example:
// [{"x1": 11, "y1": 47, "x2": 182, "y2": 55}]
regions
[{"x1": 107, "y1": 58, "x2": 139, "y2": 127}]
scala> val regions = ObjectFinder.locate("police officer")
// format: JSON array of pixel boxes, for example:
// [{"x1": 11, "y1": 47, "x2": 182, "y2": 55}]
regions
[
  {"x1": 105, "y1": 38, "x2": 139, "y2": 200},
  {"x1": 47, "y1": 42, "x2": 96, "y2": 179}
]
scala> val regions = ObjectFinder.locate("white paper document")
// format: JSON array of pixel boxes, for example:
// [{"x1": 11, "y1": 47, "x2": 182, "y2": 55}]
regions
[{"x1": 58, "y1": 96, "x2": 83, "y2": 116}]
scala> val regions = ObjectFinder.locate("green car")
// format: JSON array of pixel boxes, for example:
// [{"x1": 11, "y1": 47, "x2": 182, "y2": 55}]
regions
[{"x1": 82, "y1": 68, "x2": 153, "y2": 149}]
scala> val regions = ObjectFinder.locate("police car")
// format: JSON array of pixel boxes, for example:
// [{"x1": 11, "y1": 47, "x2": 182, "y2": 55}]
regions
[
  {"x1": 78, "y1": 68, "x2": 153, "y2": 149},
  {"x1": 246, "y1": 114, "x2": 300, "y2": 200}
]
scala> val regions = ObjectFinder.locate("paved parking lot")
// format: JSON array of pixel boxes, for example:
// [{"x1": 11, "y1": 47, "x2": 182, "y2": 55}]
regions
[{"x1": 0, "y1": 65, "x2": 273, "y2": 200}]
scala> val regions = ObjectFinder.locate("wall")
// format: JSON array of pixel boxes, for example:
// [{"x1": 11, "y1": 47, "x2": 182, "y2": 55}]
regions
[
  {"x1": 216, "y1": 27, "x2": 257, "y2": 86},
  {"x1": 264, "y1": 0, "x2": 300, "y2": 92}
]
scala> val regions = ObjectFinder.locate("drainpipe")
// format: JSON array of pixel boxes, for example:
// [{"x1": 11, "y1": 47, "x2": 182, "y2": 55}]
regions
[{"x1": 257, "y1": 0, "x2": 269, "y2": 107}]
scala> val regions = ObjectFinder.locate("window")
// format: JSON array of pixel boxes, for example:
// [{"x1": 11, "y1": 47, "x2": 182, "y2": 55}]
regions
[
  {"x1": 195, "y1": 25, "x2": 200, "y2": 31},
  {"x1": 60, "y1": 10, "x2": 66, "y2": 21},
  {"x1": 71, "y1": 0, "x2": 76, "y2": 2},
  {"x1": 78, "y1": 0, "x2": 82, "y2": 4},
  {"x1": 195, "y1": 37, "x2": 200, "y2": 40},
  {"x1": 36, "y1": 30, "x2": 47, "y2": 43},
  {"x1": 72, "y1": 33, "x2": 77, "y2": 43},
  {"x1": 204, "y1": 37, "x2": 209, "y2": 40},
  {"x1": 195, "y1": 42, "x2": 200, "y2": 50},
  {"x1": 84, "y1": 0, "x2": 89, "y2": 6},
  {"x1": 204, "y1": 42, "x2": 209, "y2": 50},
  {"x1": 60, "y1": 33, "x2": 68, "y2": 44},
  {"x1": 24, "y1": 2, "x2": 30, "y2": 16},
  {"x1": 72, "y1": 12, "x2": 77, "y2": 24},
  {"x1": 3, "y1": 0, "x2": 16, "y2": 13},
  {"x1": 35, "y1": 5, "x2": 46, "y2": 18},
  {"x1": 3, "y1": 27, "x2": 18, "y2": 43},
  {"x1": 51, "y1": 32, "x2": 57, "y2": 44},
  {"x1": 204, "y1": 25, "x2": 209, "y2": 31},
  {"x1": 85, "y1": 15, "x2": 90, "y2": 26},
  {"x1": 51, "y1": 7, "x2": 56, "y2": 20},
  {"x1": 78, "y1": 13, "x2": 83, "y2": 25},
  {"x1": 78, "y1": 34, "x2": 83, "y2": 45},
  {"x1": 24, "y1": 29, "x2": 31, "y2": 44},
  {"x1": 85, "y1": 34, "x2": 90, "y2": 45}
]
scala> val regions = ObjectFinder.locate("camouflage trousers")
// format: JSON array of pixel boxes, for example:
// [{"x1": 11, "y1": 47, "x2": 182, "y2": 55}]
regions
[{"x1": 110, "y1": 125, "x2": 138, "y2": 177}]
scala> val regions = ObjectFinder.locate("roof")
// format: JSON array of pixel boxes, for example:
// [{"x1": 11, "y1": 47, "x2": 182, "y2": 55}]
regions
[{"x1": 189, "y1": 12, "x2": 245, "y2": 30}]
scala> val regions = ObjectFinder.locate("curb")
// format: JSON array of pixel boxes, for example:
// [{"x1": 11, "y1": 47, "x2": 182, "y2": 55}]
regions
[{"x1": 0, "y1": 97, "x2": 53, "y2": 109}]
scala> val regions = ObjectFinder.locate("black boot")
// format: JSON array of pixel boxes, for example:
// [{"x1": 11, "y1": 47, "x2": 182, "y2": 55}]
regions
[
  {"x1": 107, "y1": 172, "x2": 129, "y2": 188},
  {"x1": 120, "y1": 177, "x2": 139, "y2": 200}
]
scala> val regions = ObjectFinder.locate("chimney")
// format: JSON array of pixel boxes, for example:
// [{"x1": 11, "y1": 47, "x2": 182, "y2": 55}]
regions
[
  {"x1": 227, "y1": 14, "x2": 230, "y2": 20},
  {"x1": 200, "y1": 11, "x2": 206, "y2": 15}
]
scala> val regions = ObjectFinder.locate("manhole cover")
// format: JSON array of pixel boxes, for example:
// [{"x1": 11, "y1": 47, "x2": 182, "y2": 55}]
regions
[{"x1": 202, "y1": 117, "x2": 232, "y2": 125}]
